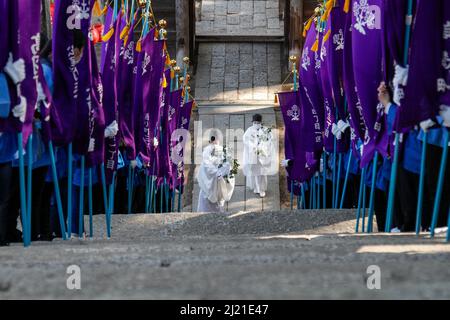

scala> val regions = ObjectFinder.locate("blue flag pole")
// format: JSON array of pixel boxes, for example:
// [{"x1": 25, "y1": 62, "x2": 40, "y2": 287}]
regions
[
  {"x1": 323, "y1": 152, "x2": 327, "y2": 208},
  {"x1": 340, "y1": 149, "x2": 353, "y2": 209},
  {"x1": 17, "y1": 132, "x2": 30, "y2": 247},
  {"x1": 446, "y1": 206, "x2": 450, "y2": 242},
  {"x1": 385, "y1": 133, "x2": 401, "y2": 232},
  {"x1": 367, "y1": 152, "x2": 379, "y2": 233},
  {"x1": 415, "y1": 132, "x2": 427, "y2": 235},
  {"x1": 316, "y1": 173, "x2": 320, "y2": 209},
  {"x1": 128, "y1": 165, "x2": 134, "y2": 214},
  {"x1": 362, "y1": 178, "x2": 367, "y2": 233},
  {"x1": 356, "y1": 167, "x2": 366, "y2": 232},
  {"x1": 429, "y1": 129, "x2": 449, "y2": 238},
  {"x1": 17, "y1": 133, "x2": 28, "y2": 247},
  {"x1": 290, "y1": 180, "x2": 294, "y2": 210},
  {"x1": 88, "y1": 168, "x2": 93, "y2": 238},
  {"x1": 301, "y1": 183, "x2": 306, "y2": 209},
  {"x1": 26, "y1": 135, "x2": 33, "y2": 244},
  {"x1": 67, "y1": 143, "x2": 73, "y2": 238},
  {"x1": 100, "y1": 163, "x2": 109, "y2": 235},
  {"x1": 48, "y1": 142, "x2": 67, "y2": 240},
  {"x1": 107, "y1": 171, "x2": 116, "y2": 239},
  {"x1": 386, "y1": 0, "x2": 414, "y2": 233},
  {"x1": 335, "y1": 153, "x2": 342, "y2": 209},
  {"x1": 309, "y1": 178, "x2": 313, "y2": 209},
  {"x1": 332, "y1": 143, "x2": 337, "y2": 208},
  {"x1": 78, "y1": 156, "x2": 85, "y2": 238}
]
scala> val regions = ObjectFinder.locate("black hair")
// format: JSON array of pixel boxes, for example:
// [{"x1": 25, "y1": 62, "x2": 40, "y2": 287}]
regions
[
  {"x1": 210, "y1": 136, "x2": 216, "y2": 142},
  {"x1": 252, "y1": 114, "x2": 262, "y2": 123},
  {"x1": 73, "y1": 29, "x2": 86, "y2": 50}
]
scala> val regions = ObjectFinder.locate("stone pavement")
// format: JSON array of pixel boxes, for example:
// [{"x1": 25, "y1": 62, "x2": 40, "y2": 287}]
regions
[
  {"x1": 195, "y1": 42, "x2": 281, "y2": 103},
  {"x1": 196, "y1": 0, "x2": 284, "y2": 36},
  {"x1": 191, "y1": 0, "x2": 283, "y2": 212}
]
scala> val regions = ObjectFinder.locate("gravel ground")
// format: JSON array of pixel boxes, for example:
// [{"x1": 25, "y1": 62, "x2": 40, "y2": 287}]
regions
[{"x1": 1, "y1": 210, "x2": 449, "y2": 300}]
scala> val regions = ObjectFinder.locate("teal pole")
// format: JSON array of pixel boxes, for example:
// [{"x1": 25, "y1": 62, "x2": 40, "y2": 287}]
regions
[
  {"x1": 301, "y1": 184, "x2": 306, "y2": 209},
  {"x1": 290, "y1": 180, "x2": 294, "y2": 210},
  {"x1": 67, "y1": 143, "x2": 73, "y2": 238},
  {"x1": 48, "y1": 142, "x2": 67, "y2": 240},
  {"x1": 88, "y1": 168, "x2": 93, "y2": 238},
  {"x1": 18, "y1": 133, "x2": 29, "y2": 247},
  {"x1": 340, "y1": 149, "x2": 353, "y2": 209},
  {"x1": 78, "y1": 156, "x2": 85, "y2": 238},
  {"x1": 323, "y1": 152, "x2": 327, "y2": 209},
  {"x1": 335, "y1": 153, "x2": 343, "y2": 208},
  {"x1": 367, "y1": 152, "x2": 379, "y2": 233},
  {"x1": 430, "y1": 129, "x2": 449, "y2": 238},
  {"x1": 356, "y1": 167, "x2": 366, "y2": 233},
  {"x1": 26, "y1": 134, "x2": 32, "y2": 244},
  {"x1": 385, "y1": 133, "x2": 401, "y2": 232},
  {"x1": 415, "y1": 131, "x2": 427, "y2": 235},
  {"x1": 100, "y1": 163, "x2": 109, "y2": 234}
]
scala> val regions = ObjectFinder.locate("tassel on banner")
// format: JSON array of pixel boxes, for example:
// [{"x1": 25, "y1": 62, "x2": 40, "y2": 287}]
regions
[
  {"x1": 344, "y1": 0, "x2": 350, "y2": 13},
  {"x1": 120, "y1": 24, "x2": 130, "y2": 40},
  {"x1": 136, "y1": 39, "x2": 142, "y2": 52},
  {"x1": 321, "y1": 0, "x2": 333, "y2": 20},
  {"x1": 162, "y1": 73, "x2": 168, "y2": 88},
  {"x1": 303, "y1": 18, "x2": 313, "y2": 37},
  {"x1": 274, "y1": 93, "x2": 279, "y2": 105},
  {"x1": 93, "y1": 0, "x2": 102, "y2": 16},
  {"x1": 311, "y1": 38, "x2": 319, "y2": 52},
  {"x1": 323, "y1": 29, "x2": 332, "y2": 43},
  {"x1": 102, "y1": 27, "x2": 115, "y2": 42}
]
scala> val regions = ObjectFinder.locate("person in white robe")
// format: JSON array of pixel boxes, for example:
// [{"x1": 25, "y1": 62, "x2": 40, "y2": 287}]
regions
[
  {"x1": 242, "y1": 114, "x2": 277, "y2": 198},
  {"x1": 197, "y1": 136, "x2": 235, "y2": 213}
]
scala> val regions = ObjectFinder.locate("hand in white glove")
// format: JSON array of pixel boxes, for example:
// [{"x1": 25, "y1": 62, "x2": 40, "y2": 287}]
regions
[
  {"x1": 130, "y1": 160, "x2": 138, "y2": 169},
  {"x1": 37, "y1": 82, "x2": 46, "y2": 103},
  {"x1": 88, "y1": 138, "x2": 95, "y2": 152},
  {"x1": 12, "y1": 96, "x2": 27, "y2": 123},
  {"x1": 4, "y1": 53, "x2": 26, "y2": 85},
  {"x1": 281, "y1": 159, "x2": 291, "y2": 168},
  {"x1": 420, "y1": 119, "x2": 436, "y2": 132},
  {"x1": 439, "y1": 105, "x2": 450, "y2": 128},
  {"x1": 104, "y1": 120, "x2": 119, "y2": 138},
  {"x1": 393, "y1": 65, "x2": 409, "y2": 105},
  {"x1": 332, "y1": 120, "x2": 350, "y2": 140},
  {"x1": 153, "y1": 137, "x2": 159, "y2": 148}
]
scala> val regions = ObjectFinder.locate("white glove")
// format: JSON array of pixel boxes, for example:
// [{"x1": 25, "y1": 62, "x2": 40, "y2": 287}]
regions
[
  {"x1": 130, "y1": 160, "x2": 138, "y2": 169},
  {"x1": 332, "y1": 120, "x2": 350, "y2": 140},
  {"x1": 439, "y1": 105, "x2": 450, "y2": 128},
  {"x1": 393, "y1": 64, "x2": 409, "y2": 105},
  {"x1": 4, "y1": 53, "x2": 26, "y2": 85},
  {"x1": 104, "y1": 120, "x2": 119, "y2": 138},
  {"x1": 281, "y1": 159, "x2": 291, "y2": 167},
  {"x1": 217, "y1": 163, "x2": 231, "y2": 178},
  {"x1": 88, "y1": 138, "x2": 95, "y2": 152},
  {"x1": 420, "y1": 119, "x2": 436, "y2": 132},
  {"x1": 37, "y1": 82, "x2": 46, "y2": 103},
  {"x1": 12, "y1": 96, "x2": 27, "y2": 123},
  {"x1": 153, "y1": 137, "x2": 159, "y2": 148}
]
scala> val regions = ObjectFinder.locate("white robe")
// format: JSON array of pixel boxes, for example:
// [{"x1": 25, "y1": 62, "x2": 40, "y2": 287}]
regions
[
  {"x1": 196, "y1": 144, "x2": 235, "y2": 212},
  {"x1": 242, "y1": 124, "x2": 278, "y2": 193}
]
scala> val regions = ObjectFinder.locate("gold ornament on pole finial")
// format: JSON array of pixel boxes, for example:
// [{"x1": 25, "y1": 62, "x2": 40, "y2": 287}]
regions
[
  {"x1": 179, "y1": 77, "x2": 185, "y2": 84},
  {"x1": 159, "y1": 19, "x2": 167, "y2": 29},
  {"x1": 186, "y1": 74, "x2": 191, "y2": 82},
  {"x1": 186, "y1": 86, "x2": 191, "y2": 93},
  {"x1": 183, "y1": 57, "x2": 190, "y2": 65},
  {"x1": 138, "y1": 0, "x2": 147, "y2": 8},
  {"x1": 170, "y1": 60, "x2": 177, "y2": 67},
  {"x1": 173, "y1": 66, "x2": 181, "y2": 74}
]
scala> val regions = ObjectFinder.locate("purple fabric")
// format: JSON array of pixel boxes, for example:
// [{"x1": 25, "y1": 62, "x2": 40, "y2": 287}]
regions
[
  {"x1": 278, "y1": 91, "x2": 314, "y2": 185},
  {"x1": 396, "y1": 0, "x2": 444, "y2": 131},
  {"x1": 321, "y1": 19, "x2": 349, "y2": 153},
  {"x1": 0, "y1": 0, "x2": 41, "y2": 146},
  {"x1": 343, "y1": 5, "x2": 366, "y2": 159},
  {"x1": 157, "y1": 69, "x2": 172, "y2": 186},
  {"x1": 441, "y1": 0, "x2": 450, "y2": 108},
  {"x1": 51, "y1": 0, "x2": 79, "y2": 146},
  {"x1": 85, "y1": 40, "x2": 106, "y2": 168},
  {"x1": 102, "y1": 13, "x2": 122, "y2": 183},
  {"x1": 299, "y1": 25, "x2": 324, "y2": 152},
  {"x1": 37, "y1": 65, "x2": 54, "y2": 145},
  {"x1": 169, "y1": 89, "x2": 183, "y2": 189},
  {"x1": 117, "y1": 20, "x2": 138, "y2": 160},
  {"x1": 139, "y1": 33, "x2": 166, "y2": 173},
  {"x1": 134, "y1": 29, "x2": 156, "y2": 167},
  {"x1": 0, "y1": 0, "x2": 10, "y2": 69},
  {"x1": 328, "y1": 3, "x2": 347, "y2": 121},
  {"x1": 351, "y1": 0, "x2": 384, "y2": 166},
  {"x1": 100, "y1": 8, "x2": 113, "y2": 72},
  {"x1": 73, "y1": 0, "x2": 95, "y2": 156}
]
